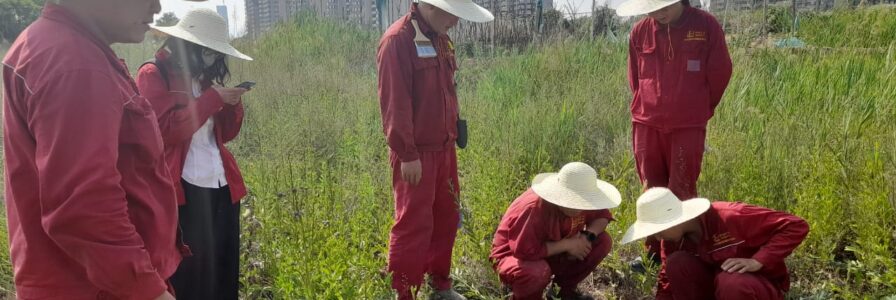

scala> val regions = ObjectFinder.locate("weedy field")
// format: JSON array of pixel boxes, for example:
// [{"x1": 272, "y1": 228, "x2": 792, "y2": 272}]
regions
[{"x1": 1, "y1": 6, "x2": 895, "y2": 300}]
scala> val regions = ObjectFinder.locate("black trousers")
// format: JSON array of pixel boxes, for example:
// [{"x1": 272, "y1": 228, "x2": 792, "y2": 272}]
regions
[{"x1": 170, "y1": 180, "x2": 240, "y2": 300}]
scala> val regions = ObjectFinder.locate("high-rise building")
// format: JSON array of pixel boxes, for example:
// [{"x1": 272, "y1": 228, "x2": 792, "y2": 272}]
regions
[
  {"x1": 245, "y1": 0, "x2": 307, "y2": 39},
  {"x1": 216, "y1": 5, "x2": 230, "y2": 34},
  {"x1": 479, "y1": 0, "x2": 552, "y2": 19},
  {"x1": 245, "y1": 0, "x2": 546, "y2": 39},
  {"x1": 247, "y1": 0, "x2": 380, "y2": 38}
]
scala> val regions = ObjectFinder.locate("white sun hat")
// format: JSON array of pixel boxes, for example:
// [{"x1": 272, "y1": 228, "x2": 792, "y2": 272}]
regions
[
  {"x1": 620, "y1": 187, "x2": 711, "y2": 244},
  {"x1": 151, "y1": 8, "x2": 253, "y2": 61},
  {"x1": 531, "y1": 162, "x2": 622, "y2": 211},
  {"x1": 418, "y1": 0, "x2": 495, "y2": 23},
  {"x1": 615, "y1": 0, "x2": 681, "y2": 17}
]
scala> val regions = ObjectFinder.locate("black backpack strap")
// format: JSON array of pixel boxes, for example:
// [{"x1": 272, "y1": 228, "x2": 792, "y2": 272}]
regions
[{"x1": 139, "y1": 59, "x2": 170, "y2": 91}]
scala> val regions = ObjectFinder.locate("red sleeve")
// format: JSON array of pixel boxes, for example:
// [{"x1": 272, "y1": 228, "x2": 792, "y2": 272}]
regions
[
  {"x1": 655, "y1": 238, "x2": 680, "y2": 299},
  {"x1": 628, "y1": 29, "x2": 640, "y2": 94},
  {"x1": 377, "y1": 35, "x2": 418, "y2": 162},
  {"x1": 136, "y1": 63, "x2": 226, "y2": 145},
  {"x1": 216, "y1": 102, "x2": 244, "y2": 143},
  {"x1": 507, "y1": 207, "x2": 549, "y2": 260},
  {"x1": 706, "y1": 19, "x2": 732, "y2": 112},
  {"x1": 591, "y1": 209, "x2": 614, "y2": 222},
  {"x1": 29, "y1": 70, "x2": 167, "y2": 299},
  {"x1": 725, "y1": 204, "x2": 809, "y2": 268}
]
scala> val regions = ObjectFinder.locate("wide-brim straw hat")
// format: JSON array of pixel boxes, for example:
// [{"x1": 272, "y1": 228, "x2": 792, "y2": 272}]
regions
[
  {"x1": 620, "y1": 187, "x2": 711, "y2": 244},
  {"x1": 151, "y1": 8, "x2": 253, "y2": 61},
  {"x1": 615, "y1": 0, "x2": 680, "y2": 16},
  {"x1": 531, "y1": 162, "x2": 622, "y2": 211},
  {"x1": 418, "y1": 0, "x2": 495, "y2": 23}
]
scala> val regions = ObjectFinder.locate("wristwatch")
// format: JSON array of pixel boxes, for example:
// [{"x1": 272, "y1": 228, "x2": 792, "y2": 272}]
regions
[{"x1": 580, "y1": 230, "x2": 597, "y2": 242}]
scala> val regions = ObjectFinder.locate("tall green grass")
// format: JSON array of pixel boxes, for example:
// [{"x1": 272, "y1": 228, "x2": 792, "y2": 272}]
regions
[
  {"x1": 800, "y1": 6, "x2": 896, "y2": 48},
  {"x1": 218, "y1": 9, "x2": 896, "y2": 299}
]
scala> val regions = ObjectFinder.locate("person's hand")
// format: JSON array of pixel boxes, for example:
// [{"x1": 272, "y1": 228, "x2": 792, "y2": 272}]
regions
[
  {"x1": 212, "y1": 86, "x2": 248, "y2": 105},
  {"x1": 564, "y1": 235, "x2": 592, "y2": 261},
  {"x1": 153, "y1": 291, "x2": 175, "y2": 300},
  {"x1": 721, "y1": 258, "x2": 763, "y2": 273},
  {"x1": 400, "y1": 160, "x2": 422, "y2": 186}
]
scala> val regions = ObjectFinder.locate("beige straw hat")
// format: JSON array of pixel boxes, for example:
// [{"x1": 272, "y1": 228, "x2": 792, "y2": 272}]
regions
[
  {"x1": 418, "y1": 0, "x2": 495, "y2": 23},
  {"x1": 531, "y1": 162, "x2": 622, "y2": 210},
  {"x1": 615, "y1": 0, "x2": 681, "y2": 16},
  {"x1": 151, "y1": 8, "x2": 253, "y2": 61},
  {"x1": 620, "y1": 187, "x2": 711, "y2": 244}
]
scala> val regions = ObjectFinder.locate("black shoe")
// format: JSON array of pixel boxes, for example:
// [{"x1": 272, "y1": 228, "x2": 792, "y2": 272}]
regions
[
  {"x1": 630, "y1": 257, "x2": 647, "y2": 274},
  {"x1": 548, "y1": 287, "x2": 595, "y2": 300},
  {"x1": 560, "y1": 291, "x2": 595, "y2": 300},
  {"x1": 630, "y1": 254, "x2": 662, "y2": 274}
]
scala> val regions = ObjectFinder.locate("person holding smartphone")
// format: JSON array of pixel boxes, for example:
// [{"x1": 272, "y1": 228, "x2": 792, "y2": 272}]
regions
[{"x1": 135, "y1": 8, "x2": 252, "y2": 300}]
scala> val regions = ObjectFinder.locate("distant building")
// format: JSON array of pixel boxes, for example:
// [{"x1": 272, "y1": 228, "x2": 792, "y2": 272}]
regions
[
  {"x1": 247, "y1": 0, "x2": 380, "y2": 38},
  {"x1": 480, "y1": 0, "x2": 552, "y2": 18},
  {"x1": 216, "y1": 5, "x2": 230, "y2": 33},
  {"x1": 245, "y1": 0, "x2": 307, "y2": 39},
  {"x1": 245, "y1": 0, "x2": 552, "y2": 39}
]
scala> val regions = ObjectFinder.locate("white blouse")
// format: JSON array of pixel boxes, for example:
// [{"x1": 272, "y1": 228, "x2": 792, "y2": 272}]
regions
[{"x1": 181, "y1": 79, "x2": 228, "y2": 188}]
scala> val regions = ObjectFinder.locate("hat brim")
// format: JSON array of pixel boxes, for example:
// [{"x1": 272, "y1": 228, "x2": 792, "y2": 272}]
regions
[
  {"x1": 152, "y1": 25, "x2": 253, "y2": 61},
  {"x1": 531, "y1": 173, "x2": 622, "y2": 210},
  {"x1": 420, "y1": 0, "x2": 495, "y2": 23},
  {"x1": 620, "y1": 198, "x2": 711, "y2": 244},
  {"x1": 615, "y1": 0, "x2": 680, "y2": 16}
]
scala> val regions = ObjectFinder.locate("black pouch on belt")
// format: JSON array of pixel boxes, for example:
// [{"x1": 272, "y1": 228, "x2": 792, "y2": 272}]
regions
[{"x1": 456, "y1": 118, "x2": 468, "y2": 149}]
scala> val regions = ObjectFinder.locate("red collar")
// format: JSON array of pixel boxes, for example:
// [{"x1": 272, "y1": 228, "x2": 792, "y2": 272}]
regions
[{"x1": 410, "y1": 4, "x2": 439, "y2": 38}]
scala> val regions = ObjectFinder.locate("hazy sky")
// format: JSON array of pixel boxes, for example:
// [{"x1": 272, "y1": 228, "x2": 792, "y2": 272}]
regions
[{"x1": 158, "y1": 0, "x2": 247, "y2": 37}]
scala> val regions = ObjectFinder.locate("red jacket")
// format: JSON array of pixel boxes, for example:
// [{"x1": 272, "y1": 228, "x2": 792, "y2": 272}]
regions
[
  {"x1": 628, "y1": 7, "x2": 733, "y2": 129},
  {"x1": 658, "y1": 202, "x2": 810, "y2": 295},
  {"x1": 490, "y1": 189, "x2": 614, "y2": 262},
  {"x1": 377, "y1": 4, "x2": 459, "y2": 162},
  {"x1": 2, "y1": 4, "x2": 180, "y2": 299},
  {"x1": 135, "y1": 50, "x2": 247, "y2": 205}
]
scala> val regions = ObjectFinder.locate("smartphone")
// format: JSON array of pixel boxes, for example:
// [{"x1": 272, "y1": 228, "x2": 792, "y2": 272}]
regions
[{"x1": 236, "y1": 81, "x2": 256, "y2": 90}]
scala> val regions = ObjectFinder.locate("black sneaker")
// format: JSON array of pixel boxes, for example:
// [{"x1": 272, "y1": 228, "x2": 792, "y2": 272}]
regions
[
  {"x1": 630, "y1": 254, "x2": 662, "y2": 274},
  {"x1": 548, "y1": 288, "x2": 595, "y2": 300},
  {"x1": 630, "y1": 256, "x2": 648, "y2": 274},
  {"x1": 560, "y1": 291, "x2": 595, "y2": 300}
]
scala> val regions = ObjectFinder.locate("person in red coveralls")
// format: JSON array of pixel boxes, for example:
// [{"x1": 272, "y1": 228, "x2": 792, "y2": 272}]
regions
[
  {"x1": 0, "y1": 0, "x2": 204, "y2": 299},
  {"x1": 615, "y1": 0, "x2": 734, "y2": 265},
  {"x1": 135, "y1": 8, "x2": 253, "y2": 300},
  {"x1": 621, "y1": 188, "x2": 809, "y2": 300},
  {"x1": 490, "y1": 162, "x2": 622, "y2": 300},
  {"x1": 377, "y1": 0, "x2": 493, "y2": 299}
]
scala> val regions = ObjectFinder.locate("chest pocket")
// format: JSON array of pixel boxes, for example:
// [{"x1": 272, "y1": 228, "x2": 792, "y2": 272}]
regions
[
  {"x1": 413, "y1": 57, "x2": 442, "y2": 95},
  {"x1": 413, "y1": 57, "x2": 439, "y2": 72},
  {"x1": 638, "y1": 46, "x2": 658, "y2": 79},
  {"x1": 706, "y1": 241, "x2": 745, "y2": 263},
  {"x1": 120, "y1": 95, "x2": 165, "y2": 166},
  {"x1": 681, "y1": 42, "x2": 706, "y2": 73}
]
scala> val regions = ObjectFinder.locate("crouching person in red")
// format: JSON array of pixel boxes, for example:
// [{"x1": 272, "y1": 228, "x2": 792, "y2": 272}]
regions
[
  {"x1": 621, "y1": 188, "x2": 810, "y2": 300},
  {"x1": 490, "y1": 162, "x2": 621, "y2": 300}
]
